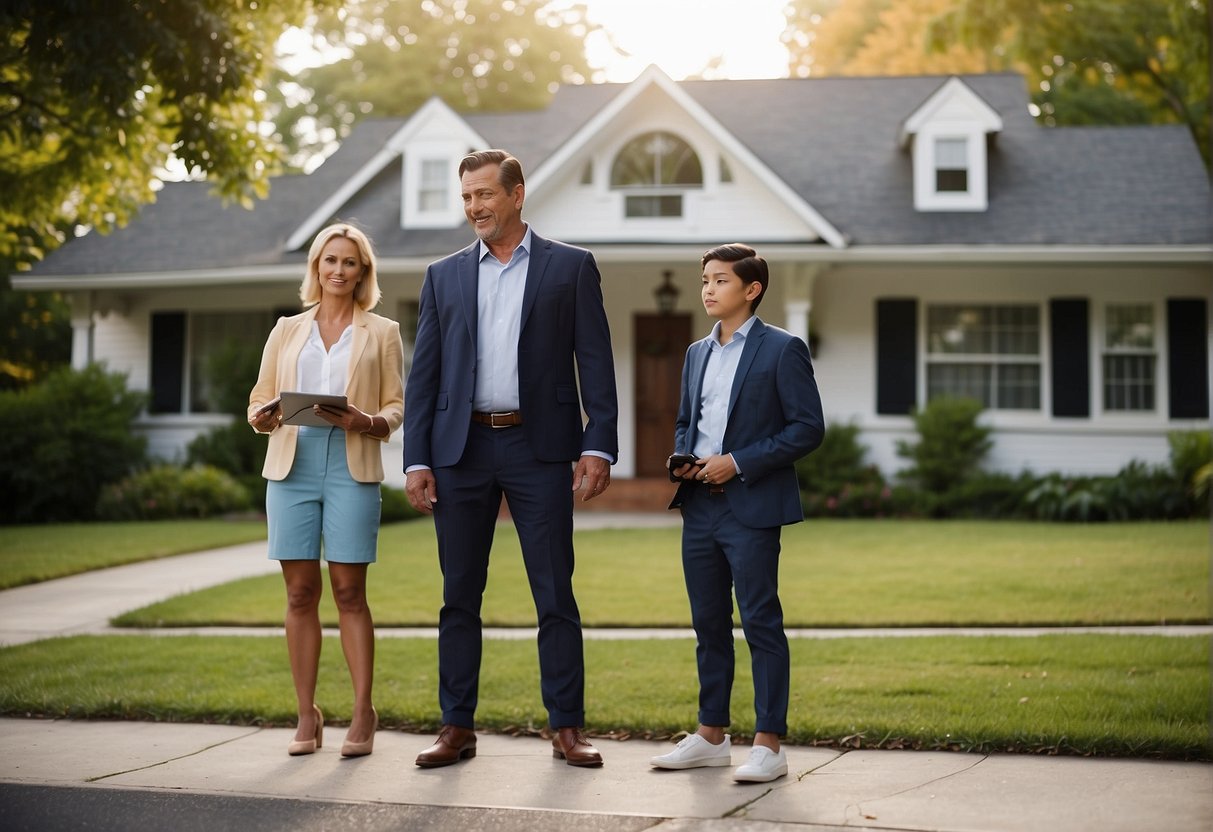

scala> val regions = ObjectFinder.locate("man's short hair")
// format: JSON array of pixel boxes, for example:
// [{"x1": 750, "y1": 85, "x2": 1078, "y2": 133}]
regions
[
  {"x1": 459, "y1": 149, "x2": 525, "y2": 193},
  {"x1": 701, "y1": 243, "x2": 769, "y2": 312}
]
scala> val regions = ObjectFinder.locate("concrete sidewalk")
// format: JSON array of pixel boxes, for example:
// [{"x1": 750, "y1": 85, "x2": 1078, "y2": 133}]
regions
[
  {"x1": 1, "y1": 515, "x2": 1211, "y2": 830},
  {"x1": 2, "y1": 717, "x2": 1210, "y2": 831}
]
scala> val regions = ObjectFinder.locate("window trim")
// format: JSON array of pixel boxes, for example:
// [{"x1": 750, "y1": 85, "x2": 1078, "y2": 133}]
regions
[
  {"x1": 150, "y1": 309, "x2": 279, "y2": 415},
  {"x1": 913, "y1": 126, "x2": 988, "y2": 212},
  {"x1": 922, "y1": 302, "x2": 1044, "y2": 412},
  {"x1": 609, "y1": 130, "x2": 705, "y2": 221},
  {"x1": 1097, "y1": 301, "x2": 1160, "y2": 415},
  {"x1": 402, "y1": 147, "x2": 460, "y2": 229}
]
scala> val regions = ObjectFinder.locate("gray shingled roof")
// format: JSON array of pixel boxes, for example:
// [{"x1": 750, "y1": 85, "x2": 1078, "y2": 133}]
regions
[{"x1": 29, "y1": 73, "x2": 1211, "y2": 276}]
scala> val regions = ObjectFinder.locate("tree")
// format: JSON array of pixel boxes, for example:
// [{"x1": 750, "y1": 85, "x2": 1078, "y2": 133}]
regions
[
  {"x1": 783, "y1": 0, "x2": 1211, "y2": 165},
  {"x1": 784, "y1": 0, "x2": 1008, "y2": 77},
  {"x1": 270, "y1": 0, "x2": 600, "y2": 170},
  {"x1": 0, "y1": 0, "x2": 335, "y2": 271},
  {"x1": 938, "y1": 0, "x2": 1210, "y2": 163},
  {"x1": 0, "y1": 275, "x2": 70, "y2": 390}
]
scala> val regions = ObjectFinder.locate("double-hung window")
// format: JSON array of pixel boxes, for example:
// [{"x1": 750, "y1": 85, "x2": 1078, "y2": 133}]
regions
[
  {"x1": 150, "y1": 310, "x2": 277, "y2": 414},
  {"x1": 1102, "y1": 304, "x2": 1155, "y2": 411},
  {"x1": 925, "y1": 304, "x2": 1041, "y2": 410}
]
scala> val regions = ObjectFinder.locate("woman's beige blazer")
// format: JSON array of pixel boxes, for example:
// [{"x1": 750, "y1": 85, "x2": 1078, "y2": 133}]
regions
[{"x1": 248, "y1": 305, "x2": 405, "y2": 483}]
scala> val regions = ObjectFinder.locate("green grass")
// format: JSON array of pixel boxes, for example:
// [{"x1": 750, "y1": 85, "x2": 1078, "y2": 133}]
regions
[
  {"x1": 115, "y1": 519, "x2": 1210, "y2": 628},
  {"x1": 0, "y1": 519, "x2": 269, "y2": 589},
  {"x1": 0, "y1": 633, "x2": 1207, "y2": 759}
]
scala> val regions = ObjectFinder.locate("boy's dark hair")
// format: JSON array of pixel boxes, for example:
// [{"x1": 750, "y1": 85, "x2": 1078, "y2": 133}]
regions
[
  {"x1": 459, "y1": 149, "x2": 525, "y2": 194},
  {"x1": 701, "y1": 243, "x2": 768, "y2": 312}
]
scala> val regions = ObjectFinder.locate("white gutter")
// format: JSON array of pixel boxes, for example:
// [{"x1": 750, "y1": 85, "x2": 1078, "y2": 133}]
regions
[{"x1": 12, "y1": 245, "x2": 1212, "y2": 290}]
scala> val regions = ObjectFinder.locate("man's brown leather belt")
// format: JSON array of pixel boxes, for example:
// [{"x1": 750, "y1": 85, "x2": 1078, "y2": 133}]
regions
[
  {"x1": 707, "y1": 483, "x2": 725, "y2": 495},
  {"x1": 471, "y1": 410, "x2": 523, "y2": 428}
]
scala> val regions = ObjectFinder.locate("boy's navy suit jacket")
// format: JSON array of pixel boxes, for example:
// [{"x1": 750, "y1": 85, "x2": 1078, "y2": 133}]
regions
[{"x1": 670, "y1": 318, "x2": 824, "y2": 528}]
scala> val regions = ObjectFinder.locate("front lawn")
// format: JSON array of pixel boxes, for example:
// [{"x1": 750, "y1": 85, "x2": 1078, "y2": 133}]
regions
[
  {"x1": 0, "y1": 519, "x2": 269, "y2": 589},
  {"x1": 0, "y1": 633, "x2": 1206, "y2": 759},
  {"x1": 115, "y1": 519, "x2": 1209, "y2": 628}
]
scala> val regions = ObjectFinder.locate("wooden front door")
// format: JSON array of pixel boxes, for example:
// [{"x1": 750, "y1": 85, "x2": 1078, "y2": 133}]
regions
[{"x1": 633, "y1": 313, "x2": 692, "y2": 478}]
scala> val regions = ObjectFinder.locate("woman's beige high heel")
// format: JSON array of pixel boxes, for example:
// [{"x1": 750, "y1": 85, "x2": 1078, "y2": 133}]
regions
[
  {"x1": 340, "y1": 707, "x2": 378, "y2": 758},
  {"x1": 288, "y1": 704, "x2": 324, "y2": 756}
]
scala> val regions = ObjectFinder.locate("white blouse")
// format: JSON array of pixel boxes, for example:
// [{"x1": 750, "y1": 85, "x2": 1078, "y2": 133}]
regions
[{"x1": 296, "y1": 321, "x2": 353, "y2": 395}]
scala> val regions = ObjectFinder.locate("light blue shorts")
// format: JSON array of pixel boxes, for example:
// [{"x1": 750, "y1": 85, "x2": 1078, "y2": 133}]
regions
[{"x1": 266, "y1": 426, "x2": 380, "y2": 564}]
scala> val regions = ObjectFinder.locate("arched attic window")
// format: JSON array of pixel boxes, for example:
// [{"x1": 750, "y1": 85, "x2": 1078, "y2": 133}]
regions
[{"x1": 610, "y1": 131, "x2": 703, "y2": 218}]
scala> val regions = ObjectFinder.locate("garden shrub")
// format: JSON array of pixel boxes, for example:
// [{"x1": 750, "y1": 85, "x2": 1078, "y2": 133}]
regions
[
  {"x1": 185, "y1": 338, "x2": 268, "y2": 510},
  {"x1": 933, "y1": 471, "x2": 1037, "y2": 519},
  {"x1": 803, "y1": 481, "x2": 895, "y2": 518},
  {"x1": 187, "y1": 422, "x2": 268, "y2": 511},
  {"x1": 1168, "y1": 430, "x2": 1211, "y2": 513},
  {"x1": 96, "y1": 464, "x2": 251, "y2": 520},
  {"x1": 0, "y1": 364, "x2": 147, "y2": 523},
  {"x1": 798, "y1": 421, "x2": 890, "y2": 517},
  {"x1": 1026, "y1": 461, "x2": 1190, "y2": 522},
  {"x1": 896, "y1": 396, "x2": 992, "y2": 493},
  {"x1": 381, "y1": 483, "x2": 422, "y2": 523}
]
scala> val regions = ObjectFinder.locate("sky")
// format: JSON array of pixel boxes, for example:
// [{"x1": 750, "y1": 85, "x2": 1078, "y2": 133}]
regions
[
  {"x1": 277, "y1": 0, "x2": 793, "y2": 81},
  {"x1": 569, "y1": 0, "x2": 792, "y2": 82}
]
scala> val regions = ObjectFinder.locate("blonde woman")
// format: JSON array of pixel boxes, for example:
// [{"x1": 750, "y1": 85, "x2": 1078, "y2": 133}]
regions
[{"x1": 248, "y1": 223, "x2": 404, "y2": 758}]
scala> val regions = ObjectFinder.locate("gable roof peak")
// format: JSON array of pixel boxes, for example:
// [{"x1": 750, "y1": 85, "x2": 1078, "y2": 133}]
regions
[
  {"x1": 284, "y1": 96, "x2": 485, "y2": 251},
  {"x1": 899, "y1": 76, "x2": 1004, "y2": 147}
]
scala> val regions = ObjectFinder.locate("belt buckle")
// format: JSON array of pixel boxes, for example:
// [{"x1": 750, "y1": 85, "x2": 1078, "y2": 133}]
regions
[{"x1": 489, "y1": 411, "x2": 513, "y2": 429}]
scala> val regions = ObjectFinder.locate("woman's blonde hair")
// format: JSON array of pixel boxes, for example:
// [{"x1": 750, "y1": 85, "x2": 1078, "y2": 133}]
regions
[{"x1": 300, "y1": 223, "x2": 381, "y2": 310}]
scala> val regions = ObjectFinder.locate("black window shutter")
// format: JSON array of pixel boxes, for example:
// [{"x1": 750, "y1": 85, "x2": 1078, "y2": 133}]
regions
[
  {"x1": 876, "y1": 298, "x2": 917, "y2": 415},
  {"x1": 1050, "y1": 298, "x2": 1089, "y2": 418},
  {"x1": 149, "y1": 312, "x2": 186, "y2": 414},
  {"x1": 1167, "y1": 298, "x2": 1209, "y2": 419}
]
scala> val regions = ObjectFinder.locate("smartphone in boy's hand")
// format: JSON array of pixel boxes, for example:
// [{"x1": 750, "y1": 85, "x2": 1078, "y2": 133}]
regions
[{"x1": 667, "y1": 453, "x2": 698, "y2": 482}]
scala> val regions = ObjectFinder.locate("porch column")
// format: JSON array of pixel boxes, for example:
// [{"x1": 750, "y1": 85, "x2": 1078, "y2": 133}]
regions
[
  {"x1": 785, "y1": 299, "x2": 811, "y2": 344},
  {"x1": 67, "y1": 291, "x2": 94, "y2": 369},
  {"x1": 782, "y1": 264, "x2": 823, "y2": 348}
]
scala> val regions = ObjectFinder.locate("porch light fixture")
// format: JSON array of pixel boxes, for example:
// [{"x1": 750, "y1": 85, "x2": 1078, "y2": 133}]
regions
[{"x1": 654, "y1": 270, "x2": 680, "y2": 314}]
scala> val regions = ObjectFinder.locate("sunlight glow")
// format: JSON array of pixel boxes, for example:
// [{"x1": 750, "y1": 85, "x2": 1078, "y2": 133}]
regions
[{"x1": 564, "y1": 0, "x2": 791, "y2": 81}]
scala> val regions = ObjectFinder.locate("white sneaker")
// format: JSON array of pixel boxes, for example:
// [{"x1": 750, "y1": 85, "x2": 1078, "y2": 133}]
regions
[
  {"x1": 733, "y1": 745, "x2": 788, "y2": 782},
  {"x1": 650, "y1": 733, "x2": 732, "y2": 769}
]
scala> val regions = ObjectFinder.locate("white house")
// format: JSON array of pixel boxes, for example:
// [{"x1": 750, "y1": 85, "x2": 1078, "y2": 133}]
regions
[{"x1": 17, "y1": 68, "x2": 1212, "y2": 488}]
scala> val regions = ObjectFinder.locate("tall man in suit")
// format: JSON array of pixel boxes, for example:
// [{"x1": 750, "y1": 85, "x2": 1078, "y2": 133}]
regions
[
  {"x1": 653, "y1": 243, "x2": 824, "y2": 783},
  {"x1": 404, "y1": 149, "x2": 618, "y2": 768}
]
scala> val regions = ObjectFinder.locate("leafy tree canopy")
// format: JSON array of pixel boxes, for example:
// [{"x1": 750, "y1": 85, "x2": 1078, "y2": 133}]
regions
[
  {"x1": 270, "y1": 0, "x2": 600, "y2": 170},
  {"x1": 0, "y1": 0, "x2": 335, "y2": 270},
  {"x1": 785, "y1": 0, "x2": 1004, "y2": 77},
  {"x1": 783, "y1": 0, "x2": 1210, "y2": 164}
]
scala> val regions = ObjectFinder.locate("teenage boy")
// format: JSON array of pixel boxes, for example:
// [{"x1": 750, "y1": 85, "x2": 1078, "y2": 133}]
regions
[{"x1": 653, "y1": 243, "x2": 824, "y2": 783}]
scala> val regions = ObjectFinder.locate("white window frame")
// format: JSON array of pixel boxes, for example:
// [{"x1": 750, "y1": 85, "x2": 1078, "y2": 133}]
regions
[
  {"x1": 402, "y1": 147, "x2": 460, "y2": 229},
  {"x1": 913, "y1": 125, "x2": 989, "y2": 212},
  {"x1": 922, "y1": 302, "x2": 1043, "y2": 412},
  {"x1": 179, "y1": 310, "x2": 276, "y2": 414},
  {"x1": 609, "y1": 131, "x2": 705, "y2": 221},
  {"x1": 1098, "y1": 302, "x2": 1159, "y2": 414}
]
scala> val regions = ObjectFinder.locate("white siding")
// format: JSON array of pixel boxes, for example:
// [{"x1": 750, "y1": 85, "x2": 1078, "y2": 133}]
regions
[
  {"x1": 530, "y1": 86, "x2": 814, "y2": 244},
  {"x1": 807, "y1": 261, "x2": 1211, "y2": 476}
]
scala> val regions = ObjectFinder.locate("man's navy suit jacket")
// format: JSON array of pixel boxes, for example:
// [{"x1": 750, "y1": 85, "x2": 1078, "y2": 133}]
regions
[
  {"x1": 403, "y1": 231, "x2": 619, "y2": 470},
  {"x1": 670, "y1": 318, "x2": 825, "y2": 529}
]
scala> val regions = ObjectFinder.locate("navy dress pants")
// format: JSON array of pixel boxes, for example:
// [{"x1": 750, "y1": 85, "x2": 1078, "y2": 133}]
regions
[
  {"x1": 431, "y1": 422, "x2": 585, "y2": 729},
  {"x1": 680, "y1": 485, "x2": 789, "y2": 735}
]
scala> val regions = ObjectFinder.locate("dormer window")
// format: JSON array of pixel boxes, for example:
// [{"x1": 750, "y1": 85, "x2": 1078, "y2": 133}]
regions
[
  {"x1": 419, "y1": 159, "x2": 449, "y2": 211},
  {"x1": 610, "y1": 131, "x2": 703, "y2": 218},
  {"x1": 900, "y1": 77, "x2": 1002, "y2": 213},
  {"x1": 402, "y1": 144, "x2": 461, "y2": 229},
  {"x1": 934, "y1": 138, "x2": 968, "y2": 192}
]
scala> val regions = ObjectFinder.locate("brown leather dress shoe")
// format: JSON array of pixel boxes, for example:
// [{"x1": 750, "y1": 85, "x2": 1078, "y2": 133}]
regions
[
  {"x1": 415, "y1": 724, "x2": 477, "y2": 768},
  {"x1": 551, "y1": 727, "x2": 603, "y2": 767}
]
